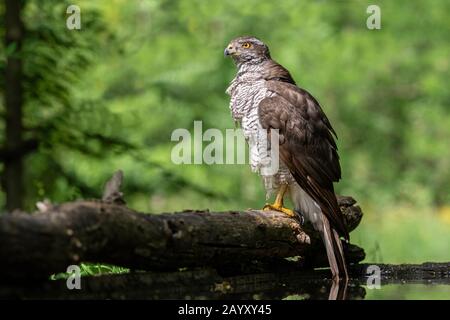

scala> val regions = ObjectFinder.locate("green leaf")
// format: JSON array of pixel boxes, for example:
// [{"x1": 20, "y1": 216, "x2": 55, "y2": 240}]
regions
[{"x1": 5, "y1": 42, "x2": 17, "y2": 56}]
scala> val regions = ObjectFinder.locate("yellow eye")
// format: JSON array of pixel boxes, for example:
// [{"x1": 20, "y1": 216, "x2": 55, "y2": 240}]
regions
[{"x1": 242, "y1": 42, "x2": 251, "y2": 49}]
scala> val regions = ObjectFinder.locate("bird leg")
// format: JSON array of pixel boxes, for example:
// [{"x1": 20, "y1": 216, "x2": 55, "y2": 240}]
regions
[{"x1": 263, "y1": 184, "x2": 295, "y2": 217}]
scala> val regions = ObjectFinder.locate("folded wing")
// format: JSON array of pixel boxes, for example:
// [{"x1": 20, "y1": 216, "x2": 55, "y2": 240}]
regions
[{"x1": 258, "y1": 80, "x2": 348, "y2": 240}]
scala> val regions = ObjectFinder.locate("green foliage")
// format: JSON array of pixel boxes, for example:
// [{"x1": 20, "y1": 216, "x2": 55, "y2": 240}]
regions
[
  {"x1": 50, "y1": 263, "x2": 129, "y2": 280},
  {"x1": 1, "y1": 0, "x2": 449, "y2": 265},
  {"x1": 365, "y1": 284, "x2": 450, "y2": 300},
  {"x1": 353, "y1": 207, "x2": 450, "y2": 264}
]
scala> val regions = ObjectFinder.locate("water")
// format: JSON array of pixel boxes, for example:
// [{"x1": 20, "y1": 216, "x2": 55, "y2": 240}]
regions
[
  {"x1": 1, "y1": 264, "x2": 449, "y2": 299},
  {"x1": 282, "y1": 281, "x2": 450, "y2": 300},
  {"x1": 364, "y1": 283, "x2": 450, "y2": 300}
]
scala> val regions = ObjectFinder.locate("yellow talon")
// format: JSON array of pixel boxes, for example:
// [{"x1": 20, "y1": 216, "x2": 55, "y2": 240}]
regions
[
  {"x1": 261, "y1": 184, "x2": 295, "y2": 217},
  {"x1": 263, "y1": 203, "x2": 295, "y2": 217}
]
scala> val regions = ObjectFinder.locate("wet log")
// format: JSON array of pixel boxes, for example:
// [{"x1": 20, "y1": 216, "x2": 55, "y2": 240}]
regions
[{"x1": 0, "y1": 172, "x2": 364, "y2": 281}]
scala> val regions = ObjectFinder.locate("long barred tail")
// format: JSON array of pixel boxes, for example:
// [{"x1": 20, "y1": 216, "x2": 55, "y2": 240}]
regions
[
  {"x1": 320, "y1": 214, "x2": 348, "y2": 280},
  {"x1": 289, "y1": 184, "x2": 348, "y2": 279}
]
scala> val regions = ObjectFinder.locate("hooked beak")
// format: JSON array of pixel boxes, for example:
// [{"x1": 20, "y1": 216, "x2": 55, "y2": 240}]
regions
[{"x1": 224, "y1": 44, "x2": 237, "y2": 56}]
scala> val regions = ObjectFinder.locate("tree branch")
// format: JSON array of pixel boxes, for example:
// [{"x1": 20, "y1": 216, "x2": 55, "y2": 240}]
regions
[{"x1": 0, "y1": 138, "x2": 39, "y2": 161}]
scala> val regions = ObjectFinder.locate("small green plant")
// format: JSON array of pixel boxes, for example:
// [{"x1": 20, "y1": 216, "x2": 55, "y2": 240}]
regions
[{"x1": 50, "y1": 263, "x2": 129, "y2": 280}]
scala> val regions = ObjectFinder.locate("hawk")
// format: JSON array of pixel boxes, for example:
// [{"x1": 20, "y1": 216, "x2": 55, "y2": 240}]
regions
[{"x1": 225, "y1": 36, "x2": 348, "y2": 279}]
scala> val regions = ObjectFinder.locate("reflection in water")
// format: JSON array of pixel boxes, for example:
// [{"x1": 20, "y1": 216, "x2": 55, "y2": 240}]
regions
[
  {"x1": 280, "y1": 277, "x2": 363, "y2": 300},
  {"x1": 1, "y1": 264, "x2": 450, "y2": 299},
  {"x1": 329, "y1": 279, "x2": 348, "y2": 300},
  {"x1": 0, "y1": 269, "x2": 366, "y2": 300}
]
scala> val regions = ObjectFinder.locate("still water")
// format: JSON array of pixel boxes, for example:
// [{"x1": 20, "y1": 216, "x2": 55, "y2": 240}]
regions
[
  {"x1": 363, "y1": 283, "x2": 450, "y2": 300},
  {"x1": 2, "y1": 264, "x2": 449, "y2": 299},
  {"x1": 282, "y1": 282, "x2": 450, "y2": 300}
]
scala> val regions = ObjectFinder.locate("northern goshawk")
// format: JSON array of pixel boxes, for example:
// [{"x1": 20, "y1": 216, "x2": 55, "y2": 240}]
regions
[{"x1": 225, "y1": 36, "x2": 348, "y2": 279}]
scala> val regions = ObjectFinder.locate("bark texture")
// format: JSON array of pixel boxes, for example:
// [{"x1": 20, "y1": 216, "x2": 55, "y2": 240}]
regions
[{"x1": 0, "y1": 195, "x2": 363, "y2": 280}]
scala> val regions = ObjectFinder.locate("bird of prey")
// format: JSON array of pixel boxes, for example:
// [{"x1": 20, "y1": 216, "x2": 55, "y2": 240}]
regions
[{"x1": 224, "y1": 36, "x2": 348, "y2": 279}]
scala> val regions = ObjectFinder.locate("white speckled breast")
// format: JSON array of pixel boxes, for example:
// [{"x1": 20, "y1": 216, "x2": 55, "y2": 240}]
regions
[{"x1": 226, "y1": 64, "x2": 295, "y2": 198}]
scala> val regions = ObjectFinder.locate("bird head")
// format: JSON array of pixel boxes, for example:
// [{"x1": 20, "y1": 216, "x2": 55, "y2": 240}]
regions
[{"x1": 224, "y1": 36, "x2": 271, "y2": 65}]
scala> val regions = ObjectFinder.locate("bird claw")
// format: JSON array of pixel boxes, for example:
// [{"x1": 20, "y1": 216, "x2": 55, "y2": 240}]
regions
[{"x1": 262, "y1": 203, "x2": 296, "y2": 217}]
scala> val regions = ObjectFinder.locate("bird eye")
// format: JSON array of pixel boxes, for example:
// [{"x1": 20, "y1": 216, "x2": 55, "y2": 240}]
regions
[{"x1": 241, "y1": 42, "x2": 252, "y2": 48}]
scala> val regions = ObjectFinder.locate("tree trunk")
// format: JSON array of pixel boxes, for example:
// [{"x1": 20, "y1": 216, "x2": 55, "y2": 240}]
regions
[{"x1": 3, "y1": 0, "x2": 24, "y2": 211}]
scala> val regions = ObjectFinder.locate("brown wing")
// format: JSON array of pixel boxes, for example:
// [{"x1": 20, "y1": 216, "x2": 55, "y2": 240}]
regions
[{"x1": 258, "y1": 80, "x2": 349, "y2": 240}]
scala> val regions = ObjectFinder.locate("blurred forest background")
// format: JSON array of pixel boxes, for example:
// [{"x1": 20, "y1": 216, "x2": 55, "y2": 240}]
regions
[{"x1": 0, "y1": 0, "x2": 449, "y2": 268}]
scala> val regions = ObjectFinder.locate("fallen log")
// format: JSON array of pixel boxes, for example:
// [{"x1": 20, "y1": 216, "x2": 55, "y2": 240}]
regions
[{"x1": 0, "y1": 172, "x2": 364, "y2": 281}]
